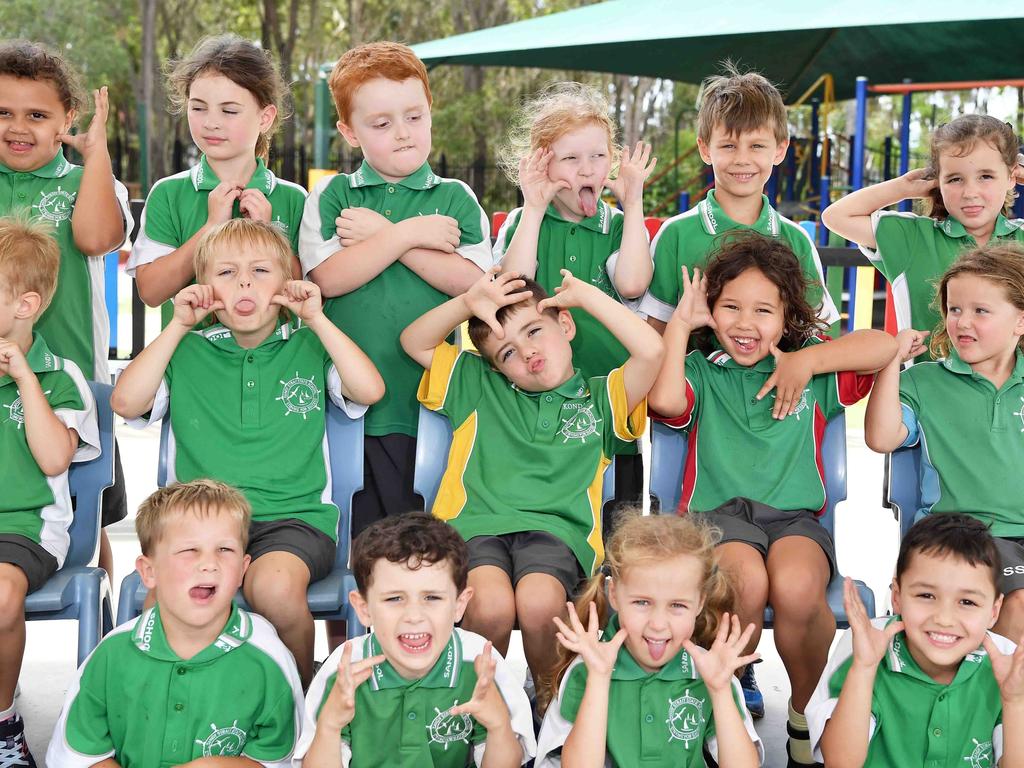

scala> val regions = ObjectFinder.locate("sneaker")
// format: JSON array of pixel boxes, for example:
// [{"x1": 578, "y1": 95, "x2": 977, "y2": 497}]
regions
[
  {"x1": 0, "y1": 714, "x2": 36, "y2": 768},
  {"x1": 739, "y1": 663, "x2": 764, "y2": 719}
]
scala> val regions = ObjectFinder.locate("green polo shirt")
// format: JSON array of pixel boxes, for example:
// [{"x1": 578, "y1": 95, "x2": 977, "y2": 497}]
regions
[
  {"x1": 298, "y1": 160, "x2": 491, "y2": 438},
  {"x1": 535, "y1": 615, "x2": 762, "y2": 767},
  {"x1": 807, "y1": 618, "x2": 1011, "y2": 768},
  {"x1": 295, "y1": 627, "x2": 535, "y2": 767},
  {"x1": 865, "y1": 211, "x2": 1024, "y2": 361},
  {"x1": 48, "y1": 603, "x2": 303, "y2": 768},
  {"x1": 898, "y1": 349, "x2": 1024, "y2": 537},
  {"x1": 1, "y1": 334, "x2": 99, "y2": 566},
  {"x1": 654, "y1": 339, "x2": 872, "y2": 515},
  {"x1": 419, "y1": 342, "x2": 646, "y2": 575},
  {"x1": 640, "y1": 190, "x2": 838, "y2": 326},
  {"x1": 128, "y1": 155, "x2": 307, "y2": 326},
  {"x1": 132, "y1": 320, "x2": 365, "y2": 540},
  {"x1": 0, "y1": 151, "x2": 131, "y2": 381}
]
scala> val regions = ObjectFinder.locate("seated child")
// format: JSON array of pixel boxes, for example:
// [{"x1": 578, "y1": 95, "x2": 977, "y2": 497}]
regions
[
  {"x1": 647, "y1": 230, "x2": 897, "y2": 764},
  {"x1": 536, "y1": 512, "x2": 763, "y2": 768},
  {"x1": 0, "y1": 216, "x2": 99, "y2": 766},
  {"x1": 400, "y1": 265, "x2": 664, "y2": 684},
  {"x1": 295, "y1": 512, "x2": 535, "y2": 767},
  {"x1": 807, "y1": 513, "x2": 1023, "y2": 768},
  {"x1": 48, "y1": 479, "x2": 305, "y2": 767},
  {"x1": 865, "y1": 242, "x2": 1024, "y2": 644},
  {"x1": 111, "y1": 218, "x2": 384, "y2": 686}
]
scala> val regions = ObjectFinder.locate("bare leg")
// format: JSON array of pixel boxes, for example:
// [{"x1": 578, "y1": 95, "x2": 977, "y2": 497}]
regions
[
  {"x1": 0, "y1": 565, "x2": 29, "y2": 712},
  {"x1": 244, "y1": 552, "x2": 315, "y2": 686},
  {"x1": 460, "y1": 566, "x2": 516, "y2": 656},
  {"x1": 514, "y1": 573, "x2": 567, "y2": 685},
  {"x1": 716, "y1": 541, "x2": 769, "y2": 654}
]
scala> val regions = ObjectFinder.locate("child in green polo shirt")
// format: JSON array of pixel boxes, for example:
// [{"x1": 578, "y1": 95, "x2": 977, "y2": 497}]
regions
[
  {"x1": 824, "y1": 114, "x2": 1024, "y2": 360},
  {"x1": 401, "y1": 265, "x2": 663, "y2": 688},
  {"x1": 0, "y1": 216, "x2": 99, "y2": 767},
  {"x1": 808, "y1": 513, "x2": 1024, "y2": 768},
  {"x1": 648, "y1": 231, "x2": 897, "y2": 765},
  {"x1": 299, "y1": 41, "x2": 491, "y2": 544},
  {"x1": 49, "y1": 479, "x2": 305, "y2": 767},
  {"x1": 296, "y1": 512, "x2": 535, "y2": 767},
  {"x1": 866, "y1": 243, "x2": 1024, "y2": 652},
  {"x1": 130, "y1": 34, "x2": 305, "y2": 323},
  {"x1": 536, "y1": 512, "x2": 763, "y2": 767},
  {"x1": 112, "y1": 219, "x2": 385, "y2": 687},
  {"x1": 641, "y1": 63, "x2": 838, "y2": 337}
]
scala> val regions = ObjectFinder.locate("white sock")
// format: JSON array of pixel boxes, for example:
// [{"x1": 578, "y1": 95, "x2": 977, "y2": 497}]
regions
[
  {"x1": 788, "y1": 699, "x2": 814, "y2": 764},
  {"x1": 0, "y1": 703, "x2": 15, "y2": 723}
]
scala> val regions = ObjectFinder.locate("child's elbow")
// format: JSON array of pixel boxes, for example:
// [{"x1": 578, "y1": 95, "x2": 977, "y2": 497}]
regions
[
  {"x1": 366, "y1": 377, "x2": 386, "y2": 405},
  {"x1": 615, "y1": 274, "x2": 649, "y2": 301},
  {"x1": 110, "y1": 389, "x2": 143, "y2": 420}
]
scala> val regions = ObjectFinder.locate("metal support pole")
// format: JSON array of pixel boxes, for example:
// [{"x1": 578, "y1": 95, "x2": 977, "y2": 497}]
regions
[
  {"x1": 899, "y1": 81, "x2": 913, "y2": 212},
  {"x1": 883, "y1": 136, "x2": 893, "y2": 180},
  {"x1": 810, "y1": 98, "x2": 821, "y2": 193},
  {"x1": 785, "y1": 138, "x2": 796, "y2": 201},
  {"x1": 677, "y1": 191, "x2": 690, "y2": 213},
  {"x1": 314, "y1": 70, "x2": 332, "y2": 171},
  {"x1": 847, "y1": 76, "x2": 869, "y2": 333}
]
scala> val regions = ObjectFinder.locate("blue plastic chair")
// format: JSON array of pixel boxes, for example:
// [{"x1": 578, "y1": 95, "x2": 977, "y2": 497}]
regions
[
  {"x1": 117, "y1": 401, "x2": 366, "y2": 636},
  {"x1": 25, "y1": 381, "x2": 115, "y2": 665},
  {"x1": 884, "y1": 443, "x2": 924, "y2": 541},
  {"x1": 649, "y1": 414, "x2": 875, "y2": 627}
]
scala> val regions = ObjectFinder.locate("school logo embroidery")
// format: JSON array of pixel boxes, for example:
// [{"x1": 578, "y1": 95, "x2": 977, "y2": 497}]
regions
[
  {"x1": 271, "y1": 216, "x2": 289, "y2": 236},
  {"x1": 33, "y1": 187, "x2": 75, "y2": 223},
  {"x1": 3, "y1": 396, "x2": 25, "y2": 429},
  {"x1": 962, "y1": 738, "x2": 993, "y2": 768},
  {"x1": 195, "y1": 720, "x2": 247, "y2": 757},
  {"x1": 666, "y1": 689, "x2": 703, "y2": 747},
  {"x1": 771, "y1": 388, "x2": 810, "y2": 420},
  {"x1": 276, "y1": 372, "x2": 321, "y2": 419},
  {"x1": 593, "y1": 265, "x2": 615, "y2": 296},
  {"x1": 1014, "y1": 397, "x2": 1024, "y2": 432},
  {"x1": 559, "y1": 403, "x2": 601, "y2": 444},
  {"x1": 426, "y1": 705, "x2": 473, "y2": 750}
]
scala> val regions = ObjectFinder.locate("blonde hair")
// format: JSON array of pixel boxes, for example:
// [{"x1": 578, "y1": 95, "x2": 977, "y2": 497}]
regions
[
  {"x1": 0, "y1": 215, "x2": 60, "y2": 313},
  {"x1": 136, "y1": 478, "x2": 251, "y2": 556},
  {"x1": 193, "y1": 218, "x2": 293, "y2": 283},
  {"x1": 697, "y1": 61, "x2": 788, "y2": 144},
  {"x1": 500, "y1": 81, "x2": 619, "y2": 185},
  {"x1": 539, "y1": 511, "x2": 735, "y2": 712},
  {"x1": 931, "y1": 242, "x2": 1024, "y2": 357}
]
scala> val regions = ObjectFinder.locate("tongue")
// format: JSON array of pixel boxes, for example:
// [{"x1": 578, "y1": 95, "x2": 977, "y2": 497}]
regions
[
  {"x1": 647, "y1": 639, "x2": 667, "y2": 661},
  {"x1": 402, "y1": 634, "x2": 430, "y2": 650},
  {"x1": 579, "y1": 187, "x2": 597, "y2": 218},
  {"x1": 236, "y1": 299, "x2": 256, "y2": 314},
  {"x1": 190, "y1": 586, "x2": 214, "y2": 600}
]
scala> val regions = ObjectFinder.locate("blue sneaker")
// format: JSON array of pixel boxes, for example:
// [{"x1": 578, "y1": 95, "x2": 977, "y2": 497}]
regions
[{"x1": 739, "y1": 663, "x2": 765, "y2": 719}]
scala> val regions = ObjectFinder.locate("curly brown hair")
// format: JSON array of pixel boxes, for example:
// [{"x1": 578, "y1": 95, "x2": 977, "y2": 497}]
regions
[{"x1": 0, "y1": 40, "x2": 85, "y2": 116}]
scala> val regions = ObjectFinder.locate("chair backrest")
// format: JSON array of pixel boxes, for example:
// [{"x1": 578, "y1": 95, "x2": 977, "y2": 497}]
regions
[
  {"x1": 650, "y1": 413, "x2": 848, "y2": 539},
  {"x1": 157, "y1": 416, "x2": 170, "y2": 487},
  {"x1": 65, "y1": 381, "x2": 116, "y2": 569},
  {"x1": 885, "y1": 444, "x2": 923, "y2": 540}
]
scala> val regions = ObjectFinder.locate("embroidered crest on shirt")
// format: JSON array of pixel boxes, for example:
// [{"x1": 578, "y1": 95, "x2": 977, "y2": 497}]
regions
[
  {"x1": 271, "y1": 216, "x2": 289, "y2": 236},
  {"x1": 427, "y1": 705, "x2": 473, "y2": 750},
  {"x1": 276, "y1": 371, "x2": 321, "y2": 419},
  {"x1": 33, "y1": 186, "x2": 75, "y2": 223},
  {"x1": 1014, "y1": 397, "x2": 1024, "y2": 432},
  {"x1": 195, "y1": 720, "x2": 247, "y2": 757},
  {"x1": 559, "y1": 403, "x2": 601, "y2": 444},
  {"x1": 2, "y1": 391, "x2": 49, "y2": 430},
  {"x1": 962, "y1": 738, "x2": 994, "y2": 768},
  {"x1": 666, "y1": 690, "x2": 703, "y2": 747},
  {"x1": 771, "y1": 388, "x2": 810, "y2": 420}
]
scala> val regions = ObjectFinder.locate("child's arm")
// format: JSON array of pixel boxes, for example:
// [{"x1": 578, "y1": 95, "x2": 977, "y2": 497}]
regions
[
  {"x1": 0, "y1": 339, "x2": 77, "y2": 475},
  {"x1": 498, "y1": 149, "x2": 572, "y2": 279},
  {"x1": 448, "y1": 643, "x2": 523, "y2": 768},
  {"x1": 538, "y1": 270, "x2": 664, "y2": 412},
  {"x1": 64, "y1": 88, "x2": 125, "y2": 256},
  {"x1": 982, "y1": 633, "x2": 1024, "y2": 768},
  {"x1": 603, "y1": 142, "x2": 656, "y2": 299},
  {"x1": 820, "y1": 579, "x2": 905, "y2": 768},
  {"x1": 400, "y1": 267, "x2": 532, "y2": 370},
  {"x1": 272, "y1": 280, "x2": 385, "y2": 405},
  {"x1": 864, "y1": 329, "x2": 929, "y2": 453},
  {"x1": 553, "y1": 602, "x2": 628, "y2": 768},
  {"x1": 821, "y1": 169, "x2": 937, "y2": 249},
  {"x1": 110, "y1": 285, "x2": 222, "y2": 418},
  {"x1": 177, "y1": 759, "x2": 260, "y2": 767}
]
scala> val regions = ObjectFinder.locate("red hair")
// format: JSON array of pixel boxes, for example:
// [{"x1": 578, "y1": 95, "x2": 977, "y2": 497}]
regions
[{"x1": 328, "y1": 42, "x2": 432, "y2": 124}]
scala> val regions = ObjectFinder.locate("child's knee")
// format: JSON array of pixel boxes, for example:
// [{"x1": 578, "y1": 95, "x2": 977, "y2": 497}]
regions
[
  {"x1": 245, "y1": 555, "x2": 310, "y2": 613},
  {"x1": 465, "y1": 590, "x2": 517, "y2": 632},
  {"x1": 515, "y1": 575, "x2": 566, "y2": 633},
  {"x1": 769, "y1": 575, "x2": 829, "y2": 621},
  {"x1": 0, "y1": 570, "x2": 28, "y2": 628}
]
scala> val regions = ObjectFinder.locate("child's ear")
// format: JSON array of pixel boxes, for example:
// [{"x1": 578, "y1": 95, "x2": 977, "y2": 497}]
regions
[
  {"x1": 454, "y1": 585, "x2": 474, "y2": 623},
  {"x1": 237, "y1": 553, "x2": 252, "y2": 588},
  {"x1": 258, "y1": 103, "x2": 278, "y2": 134},
  {"x1": 772, "y1": 137, "x2": 790, "y2": 166},
  {"x1": 137, "y1": 554, "x2": 156, "y2": 590},
  {"x1": 990, "y1": 592, "x2": 1005, "y2": 629},
  {"x1": 696, "y1": 137, "x2": 712, "y2": 165},
  {"x1": 889, "y1": 578, "x2": 902, "y2": 615},
  {"x1": 607, "y1": 577, "x2": 619, "y2": 612},
  {"x1": 337, "y1": 120, "x2": 360, "y2": 149},
  {"x1": 558, "y1": 309, "x2": 576, "y2": 342},
  {"x1": 62, "y1": 109, "x2": 76, "y2": 139},
  {"x1": 349, "y1": 589, "x2": 372, "y2": 628},
  {"x1": 16, "y1": 292, "x2": 41, "y2": 320},
  {"x1": 1014, "y1": 310, "x2": 1024, "y2": 338}
]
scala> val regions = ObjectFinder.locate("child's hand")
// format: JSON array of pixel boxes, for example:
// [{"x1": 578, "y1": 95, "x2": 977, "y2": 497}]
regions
[
  {"x1": 518, "y1": 148, "x2": 571, "y2": 210},
  {"x1": 895, "y1": 328, "x2": 929, "y2": 363},
  {"x1": 536, "y1": 268, "x2": 597, "y2": 313},
  {"x1": 335, "y1": 207, "x2": 391, "y2": 246},
  {"x1": 448, "y1": 642, "x2": 512, "y2": 731},
  {"x1": 172, "y1": 285, "x2": 223, "y2": 328},
  {"x1": 238, "y1": 189, "x2": 271, "y2": 223},
  {"x1": 272, "y1": 280, "x2": 323, "y2": 321},
  {"x1": 845, "y1": 577, "x2": 903, "y2": 671},
  {"x1": 58, "y1": 87, "x2": 110, "y2": 163},
  {"x1": 682, "y1": 613, "x2": 760, "y2": 694},
  {"x1": 552, "y1": 601, "x2": 627, "y2": 679},
  {"x1": 983, "y1": 633, "x2": 1024, "y2": 705},
  {"x1": 464, "y1": 266, "x2": 532, "y2": 338},
  {"x1": 604, "y1": 141, "x2": 657, "y2": 206},
  {"x1": 404, "y1": 213, "x2": 461, "y2": 253},
  {"x1": 0, "y1": 338, "x2": 31, "y2": 382},
  {"x1": 671, "y1": 266, "x2": 715, "y2": 331},
  {"x1": 1012, "y1": 153, "x2": 1024, "y2": 186},
  {"x1": 319, "y1": 642, "x2": 387, "y2": 732},
  {"x1": 207, "y1": 181, "x2": 243, "y2": 227},
  {"x1": 899, "y1": 168, "x2": 938, "y2": 199},
  {"x1": 756, "y1": 343, "x2": 814, "y2": 420}
]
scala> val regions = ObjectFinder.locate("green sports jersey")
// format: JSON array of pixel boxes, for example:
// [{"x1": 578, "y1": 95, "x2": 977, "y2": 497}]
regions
[
  {"x1": 654, "y1": 338, "x2": 872, "y2": 514},
  {"x1": 864, "y1": 211, "x2": 1024, "y2": 361},
  {"x1": 0, "y1": 334, "x2": 99, "y2": 565},
  {"x1": 130, "y1": 320, "x2": 366, "y2": 540},
  {"x1": 535, "y1": 615, "x2": 762, "y2": 767},
  {"x1": 298, "y1": 160, "x2": 491, "y2": 438},
  {"x1": 640, "y1": 190, "x2": 838, "y2": 326},
  {"x1": 295, "y1": 627, "x2": 536, "y2": 767},
  {"x1": 0, "y1": 151, "x2": 131, "y2": 380},
  {"x1": 128, "y1": 155, "x2": 307, "y2": 326},
  {"x1": 48, "y1": 603, "x2": 303, "y2": 768},
  {"x1": 419, "y1": 342, "x2": 646, "y2": 575},
  {"x1": 898, "y1": 349, "x2": 1024, "y2": 537},
  {"x1": 807, "y1": 617, "x2": 1012, "y2": 768}
]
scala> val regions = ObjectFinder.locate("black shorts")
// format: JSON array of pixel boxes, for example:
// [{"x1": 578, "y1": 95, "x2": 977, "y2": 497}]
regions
[
  {"x1": 467, "y1": 531, "x2": 583, "y2": 599},
  {"x1": 351, "y1": 433, "x2": 423, "y2": 538},
  {"x1": 0, "y1": 535, "x2": 59, "y2": 593},
  {"x1": 994, "y1": 537, "x2": 1024, "y2": 594},
  {"x1": 697, "y1": 496, "x2": 837, "y2": 579},
  {"x1": 99, "y1": 439, "x2": 128, "y2": 527},
  {"x1": 247, "y1": 519, "x2": 336, "y2": 582}
]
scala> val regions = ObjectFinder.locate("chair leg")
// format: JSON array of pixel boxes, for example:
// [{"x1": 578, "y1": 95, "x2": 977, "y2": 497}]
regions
[{"x1": 76, "y1": 577, "x2": 102, "y2": 667}]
